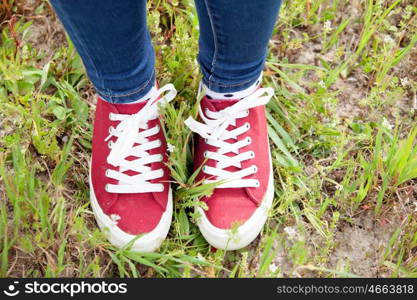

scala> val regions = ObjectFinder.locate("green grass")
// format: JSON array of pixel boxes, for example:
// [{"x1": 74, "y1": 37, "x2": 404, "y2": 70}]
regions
[{"x1": 1, "y1": 0, "x2": 417, "y2": 277}]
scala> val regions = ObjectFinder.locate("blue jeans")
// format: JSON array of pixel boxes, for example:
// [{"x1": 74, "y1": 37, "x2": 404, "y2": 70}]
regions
[{"x1": 49, "y1": 0, "x2": 282, "y2": 103}]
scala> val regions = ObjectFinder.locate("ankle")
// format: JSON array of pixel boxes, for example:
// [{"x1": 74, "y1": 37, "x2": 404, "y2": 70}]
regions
[{"x1": 201, "y1": 73, "x2": 263, "y2": 100}]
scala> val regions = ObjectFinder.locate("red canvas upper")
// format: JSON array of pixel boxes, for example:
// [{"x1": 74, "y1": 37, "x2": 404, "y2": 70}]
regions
[
  {"x1": 193, "y1": 96, "x2": 271, "y2": 229},
  {"x1": 91, "y1": 97, "x2": 170, "y2": 235}
]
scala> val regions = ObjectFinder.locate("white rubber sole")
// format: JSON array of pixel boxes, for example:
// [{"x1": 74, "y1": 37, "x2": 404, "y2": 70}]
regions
[
  {"x1": 89, "y1": 164, "x2": 172, "y2": 252},
  {"x1": 196, "y1": 158, "x2": 274, "y2": 251}
]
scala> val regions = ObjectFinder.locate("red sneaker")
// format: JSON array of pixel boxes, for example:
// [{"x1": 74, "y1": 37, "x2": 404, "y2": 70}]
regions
[
  {"x1": 185, "y1": 87, "x2": 275, "y2": 250},
  {"x1": 89, "y1": 84, "x2": 177, "y2": 252}
]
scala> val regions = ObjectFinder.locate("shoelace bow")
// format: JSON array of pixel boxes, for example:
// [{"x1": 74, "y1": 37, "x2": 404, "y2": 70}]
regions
[
  {"x1": 185, "y1": 87, "x2": 274, "y2": 188},
  {"x1": 104, "y1": 84, "x2": 177, "y2": 193}
]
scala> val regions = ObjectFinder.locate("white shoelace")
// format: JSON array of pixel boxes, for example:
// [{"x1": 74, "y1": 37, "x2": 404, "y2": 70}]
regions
[
  {"x1": 104, "y1": 84, "x2": 177, "y2": 194},
  {"x1": 185, "y1": 87, "x2": 274, "y2": 188}
]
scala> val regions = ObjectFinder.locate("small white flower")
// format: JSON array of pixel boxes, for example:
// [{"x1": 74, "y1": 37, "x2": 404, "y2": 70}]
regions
[
  {"x1": 269, "y1": 263, "x2": 278, "y2": 273},
  {"x1": 400, "y1": 77, "x2": 410, "y2": 87},
  {"x1": 324, "y1": 20, "x2": 332, "y2": 32},
  {"x1": 284, "y1": 226, "x2": 298, "y2": 239},
  {"x1": 382, "y1": 118, "x2": 393, "y2": 130},
  {"x1": 167, "y1": 143, "x2": 176, "y2": 153},
  {"x1": 413, "y1": 202, "x2": 417, "y2": 212},
  {"x1": 318, "y1": 80, "x2": 326, "y2": 89},
  {"x1": 383, "y1": 35, "x2": 395, "y2": 45}
]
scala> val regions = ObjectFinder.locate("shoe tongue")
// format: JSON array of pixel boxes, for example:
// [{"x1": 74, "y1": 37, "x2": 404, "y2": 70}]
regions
[
  {"x1": 112, "y1": 100, "x2": 148, "y2": 115},
  {"x1": 202, "y1": 96, "x2": 240, "y2": 112}
]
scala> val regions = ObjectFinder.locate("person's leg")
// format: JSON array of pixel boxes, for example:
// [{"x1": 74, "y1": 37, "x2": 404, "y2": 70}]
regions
[
  {"x1": 187, "y1": 0, "x2": 282, "y2": 250},
  {"x1": 195, "y1": 0, "x2": 282, "y2": 95},
  {"x1": 49, "y1": 0, "x2": 155, "y2": 103},
  {"x1": 49, "y1": 0, "x2": 175, "y2": 252}
]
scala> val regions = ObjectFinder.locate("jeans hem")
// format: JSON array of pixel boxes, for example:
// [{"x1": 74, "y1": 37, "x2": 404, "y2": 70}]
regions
[
  {"x1": 95, "y1": 70, "x2": 156, "y2": 104},
  {"x1": 201, "y1": 73, "x2": 262, "y2": 93}
]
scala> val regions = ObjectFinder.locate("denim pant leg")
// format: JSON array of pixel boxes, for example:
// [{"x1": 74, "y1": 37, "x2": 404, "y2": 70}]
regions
[
  {"x1": 194, "y1": 0, "x2": 282, "y2": 93},
  {"x1": 49, "y1": 0, "x2": 155, "y2": 103}
]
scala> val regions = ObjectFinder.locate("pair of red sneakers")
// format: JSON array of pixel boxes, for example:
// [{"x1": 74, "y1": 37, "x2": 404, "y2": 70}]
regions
[{"x1": 89, "y1": 83, "x2": 275, "y2": 251}]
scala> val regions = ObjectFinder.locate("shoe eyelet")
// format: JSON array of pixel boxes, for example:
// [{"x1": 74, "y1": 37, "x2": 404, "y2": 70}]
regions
[
  {"x1": 108, "y1": 141, "x2": 113, "y2": 149},
  {"x1": 255, "y1": 180, "x2": 260, "y2": 187},
  {"x1": 156, "y1": 139, "x2": 162, "y2": 147},
  {"x1": 202, "y1": 166, "x2": 207, "y2": 173},
  {"x1": 105, "y1": 170, "x2": 110, "y2": 177},
  {"x1": 252, "y1": 165, "x2": 258, "y2": 173},
  {"x1": 108, "y1": 112, "x2": 114, "y2": 120},
  {"x1": 245, "y1": 122, "x2": 250, "y2": 130},
  {"x1": 105, "y1": 184, "x2": 110, "y2": 192},
  {"x1": 108, "y1": 126, "x2": 114, "y2": 134},
  {"x1": 204, "y1": 151, "x2": 208, "y2": 158},
  {"x1": 249, "y1": 151, "x2": 255, "y2": 158},
  {"x1": 247, "y1": 137, "x2": 252, "y2": 145},
  {"x1": 245, "y1": 109, "x2": 250, "y2": 116}
]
